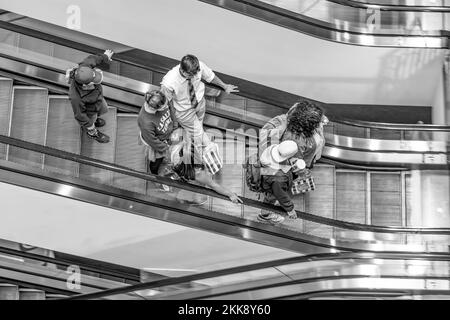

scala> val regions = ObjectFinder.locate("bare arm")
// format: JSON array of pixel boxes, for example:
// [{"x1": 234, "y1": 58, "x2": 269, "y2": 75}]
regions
[
  {"x1": 209, "y1": 75, "x2": 239, "y2": 94},
  {"x1": 195, "y1": 170, "x2": 242, "y2": 204}
]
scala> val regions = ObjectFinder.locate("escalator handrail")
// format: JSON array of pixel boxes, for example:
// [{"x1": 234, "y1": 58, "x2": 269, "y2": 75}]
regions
[
  {"x1": 208, "y1": 0, "x2": 446, "y2": 36},
  {"x1": 335, "y1": 118, "x2": 450, "y2": 131},
  {"x1": 62, "y1": 251, "x2": 450, "y2": 300},
  {"x1": 327, "y1": 0, "x2": 450, "y2": 12},
  {"x1": 1, "y1": 133, "x2": 450, "y2": 235},
  {"x1": 0, "y1": 246, "x2": 140, "y2": 282},
  {"x1": 0, "y1": 20, "x2": 448, "y2": 132}
]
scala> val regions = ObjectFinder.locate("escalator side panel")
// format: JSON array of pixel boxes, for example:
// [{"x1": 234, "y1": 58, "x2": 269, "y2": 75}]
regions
[
  {"x1": 304, "y1": 165, "x2": 336, "y2": 238},
  {"x1": 52, "y1": 44, "x2": 89, "y2": 66},
  {"x1": 44, "y1": 96, "x2": 81, "y2": 176},
  {"x1": 18, "y1": 33, "x2": 53, "y2": 57},
  {"x1": 405, "y1": 174, "x2": 413, "y2": 227},
  {"x1": 0, "y1": 78, "x2": 13, "y2": 159},
  {"x1": 371, "y1": 173, "x2": 402, "y2": 226},
  {"x1": 336, "y1": 171, "x2": 367, "y2": 224},
  {"x1": 8, "y1": 87, "x2": 48, "y2": 168}
]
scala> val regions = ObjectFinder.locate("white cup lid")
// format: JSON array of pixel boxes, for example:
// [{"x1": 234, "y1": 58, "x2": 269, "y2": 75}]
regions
[{"x1": 294, "y1": 159, "x2": 306, "y2": 170}]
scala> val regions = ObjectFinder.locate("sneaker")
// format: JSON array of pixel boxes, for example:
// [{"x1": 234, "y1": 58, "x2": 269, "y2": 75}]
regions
[
  {"x1": 94, "y1": 118, "x2": 106, "y2": 128},
  {"x1": 87, "y1": 128, "x2": 110, "y2": 143},
  {"x1": 257, "y1": 213, "x2": 285, "y2": 224},
  {"x1": 155, "y1": 183, "x2": 170, "y2": 192},
  {"x1": 187, "y1": 196, "x2": 208, "y2": 206}
]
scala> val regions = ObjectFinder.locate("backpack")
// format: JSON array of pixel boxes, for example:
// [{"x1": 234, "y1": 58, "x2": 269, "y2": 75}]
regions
[{"x1": 244, "y1": 153, "x2": 263, "y2": 193}]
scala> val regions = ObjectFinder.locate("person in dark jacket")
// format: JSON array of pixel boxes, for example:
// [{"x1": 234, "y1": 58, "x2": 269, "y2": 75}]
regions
[
  {"x1": 258, "y1": 140, "x2": 305, "y2": 224},
  {"x1": 67, "y1": 50, "x2": 114, "y2": 143},
  {"x1": 137, "y1": 90, "x2": 178, "y2": 179}
]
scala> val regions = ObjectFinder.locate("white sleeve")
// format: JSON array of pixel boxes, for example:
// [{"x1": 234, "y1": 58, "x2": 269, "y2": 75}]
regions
[
  {"x1": 161, "y1": 67, "x2": 177, "y2": 92},
  {"x1": 199, "y1": 61, "x2": 215, "y2": 83}
]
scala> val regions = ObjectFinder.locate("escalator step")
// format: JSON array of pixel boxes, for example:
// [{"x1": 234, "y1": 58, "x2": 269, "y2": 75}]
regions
[
  {"x1": 8, "y1": 86, "x2": 48, "y2": 168},
  {"x1": 113, "y1": 114, "x2": 146, "y2": 194},
  {"x1": 44, "y1": 96, "x2": 81, "y2": 176},
  {"x1": 19, "y1": 288, "x2": 46, "y2": 300},
  {"x1": 0, "y1": 283, "x2": 19, "y2": 300},
  {"x1": 80, "y1": 106, "x2": 117, "y2": 185},
  {"x1": 336, "y1": 171, "x2": 367, "y2": 224},
  {"x1": 304, "y1": 165, "x2": 335, "y2": 238},
  {"x1": 0, "y1": 77, "x2": 13, "y2": 160}
]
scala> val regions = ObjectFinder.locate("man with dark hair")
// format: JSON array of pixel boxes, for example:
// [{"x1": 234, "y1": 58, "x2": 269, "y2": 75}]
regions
[
  {"x1": 67, "y1": 50, "x2": 114, "y2": 143},
  {"x1": 260, "y1": 100, "x2": 328, "y2": 169},
  {"x1": 161, "y1": 54, "x2": 238, "y2": 155}
]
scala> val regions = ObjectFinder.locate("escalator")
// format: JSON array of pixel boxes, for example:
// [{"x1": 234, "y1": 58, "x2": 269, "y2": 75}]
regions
[
  {"x1": 0, "y1": 238, "x2": 151, "y2": 300},
  {"x1": 62, "y1": 251, "x2": 450, "y2": 300},
  {"x1": 0, "y1": 16, "x2": 448, "y2": 258},
  {"x1": 200, "y1": 0, "x2": 450, "y2": 48}
]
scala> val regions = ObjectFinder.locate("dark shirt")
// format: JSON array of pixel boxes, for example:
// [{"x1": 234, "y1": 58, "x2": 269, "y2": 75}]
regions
[
  {"x1": 68, "y1": 54, "x2": 110, "y2": 128},
  {"x1": 137, "y1": 106, "x2": 175, "y2": 153}
]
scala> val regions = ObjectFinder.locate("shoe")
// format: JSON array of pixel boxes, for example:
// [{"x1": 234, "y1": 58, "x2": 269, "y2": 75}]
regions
[
  {"x1": 187, "y1": 197, "x2": 208, "y2": 206},
  {"x1": 257, "y1": 213, "x2": 285, "y2": 224},
  {"x1": 155, "y1": 183, "x2": 170, "y2": 192},
  {"x1": 87, "y1": 128, "x2": 110, "y2": 143},
  {"x1": 94, "y1": 118, "x2": 106, "y2": 128}
]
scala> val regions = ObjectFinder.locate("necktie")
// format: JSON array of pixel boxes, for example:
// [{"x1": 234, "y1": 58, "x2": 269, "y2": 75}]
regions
[{"x1": 187, "y1": 79, "x2": 198, "y2": 108}]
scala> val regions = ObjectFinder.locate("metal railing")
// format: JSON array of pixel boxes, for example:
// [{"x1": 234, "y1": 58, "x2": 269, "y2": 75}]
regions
[{"x1": 1, "y1": 134, "x2": 449, "y2": 235}]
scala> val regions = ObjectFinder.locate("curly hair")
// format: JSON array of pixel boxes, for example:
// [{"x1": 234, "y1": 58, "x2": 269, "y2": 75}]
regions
[{"x1": 286, "y1": 101, "x2": 324, "y2": 138}]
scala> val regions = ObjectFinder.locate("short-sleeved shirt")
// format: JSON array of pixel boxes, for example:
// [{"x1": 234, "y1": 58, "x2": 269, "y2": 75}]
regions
[{"x1": 161, "y1": 61, "x2": 215, "y2": 112}]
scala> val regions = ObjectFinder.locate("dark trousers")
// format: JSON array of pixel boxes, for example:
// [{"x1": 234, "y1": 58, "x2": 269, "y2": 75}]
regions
[{"x1": 149, "y1": 157, "x2": 164, "y2": 175}]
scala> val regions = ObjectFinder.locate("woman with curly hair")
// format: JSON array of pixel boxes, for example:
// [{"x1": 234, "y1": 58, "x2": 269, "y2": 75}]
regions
[{"x1": 260, "y1": 100, "x2": 328, "y2": 168}]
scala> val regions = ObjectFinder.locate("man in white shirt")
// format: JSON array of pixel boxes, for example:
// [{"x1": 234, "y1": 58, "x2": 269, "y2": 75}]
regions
[{"x1": 161, "y1": 54, "x2": 238, "y2": 160}]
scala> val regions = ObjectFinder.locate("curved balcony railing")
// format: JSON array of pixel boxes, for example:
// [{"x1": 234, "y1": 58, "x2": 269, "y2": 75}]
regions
[
  {"x1": 338, "y1": 0, "x2": 450, "y2": 11},
  {"x1": 61, "y1": 251, "x2": 450, "y2": 300},
  {"x1": 328, "y1": 0, "x2": 450, "y2": 12},
  {"x1": 199, "y1": 0, "x2": 449, "y2": 47}
]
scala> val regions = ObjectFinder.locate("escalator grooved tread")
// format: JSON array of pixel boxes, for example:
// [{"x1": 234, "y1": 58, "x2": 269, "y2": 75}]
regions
[
  {"x1": 80, "y1": 106, "x2": 117, "y2": 186},
  {"x1": 0, "y1": 78, "x2": 13, "y2": 160},
  {"x1": 8, "y1": 87, "x2": 48, "y2": 168},
  {"x1": 44, "y1": 96, "x2": 81, "y2": 176},
  {"x1": 113, "y1": 114, "x2": 146, "y2": 194}
]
